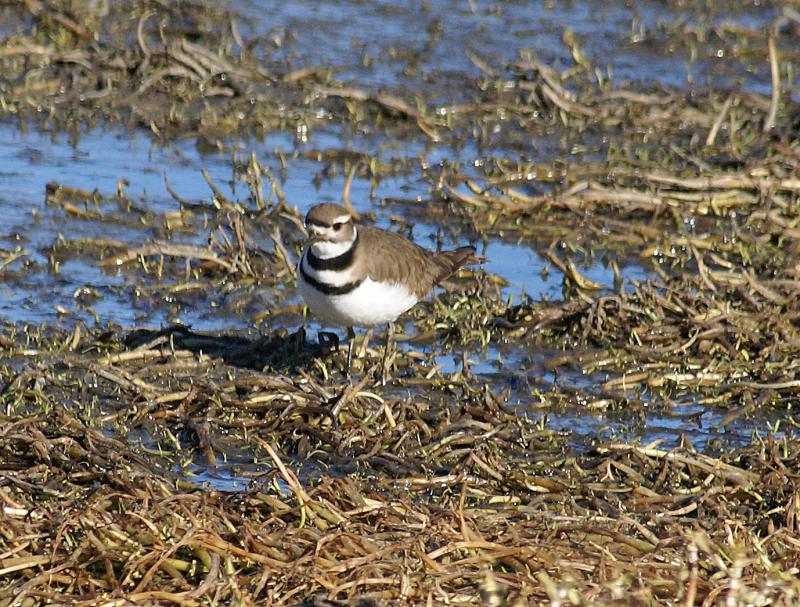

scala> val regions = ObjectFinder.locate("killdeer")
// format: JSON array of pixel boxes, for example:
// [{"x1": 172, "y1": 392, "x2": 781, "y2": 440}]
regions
[{"x1": 297, "y1": 203, "x2": 478, "y2": 379}]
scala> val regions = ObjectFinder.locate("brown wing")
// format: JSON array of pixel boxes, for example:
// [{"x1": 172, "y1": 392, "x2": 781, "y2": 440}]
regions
[{"x1": 354, "y1": 225, "x2": 478, "y2": 298}]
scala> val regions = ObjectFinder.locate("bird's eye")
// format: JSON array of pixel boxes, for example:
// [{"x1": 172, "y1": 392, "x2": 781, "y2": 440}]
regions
[{"x1": 333, "y1": 222, "x2": 343, "y2": 231}]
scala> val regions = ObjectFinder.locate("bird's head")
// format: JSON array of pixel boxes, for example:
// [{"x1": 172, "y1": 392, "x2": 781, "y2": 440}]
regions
[{"x1": 304, "y1": 203, "x2": 356, "y2": 257}]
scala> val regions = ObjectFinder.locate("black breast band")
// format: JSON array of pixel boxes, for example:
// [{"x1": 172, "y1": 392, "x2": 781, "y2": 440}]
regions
[
  {"x1": 306, "y1": 234, "x2": 358, "y2": 271},
  {"x1": 299, "y1": 261, "x2": 363, "y2": 295}
]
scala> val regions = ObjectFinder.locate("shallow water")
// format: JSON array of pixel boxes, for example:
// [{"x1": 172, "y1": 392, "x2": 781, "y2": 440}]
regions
[
  {"x1": 0, "y1": 1, "x2": 791, "y2": 491},
  {"x1": 237, "y1": 0, "x2": 781, "y2": 94}
]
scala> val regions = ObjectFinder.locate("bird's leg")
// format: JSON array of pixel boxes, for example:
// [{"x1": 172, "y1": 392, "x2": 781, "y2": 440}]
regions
[
  {"x1": 380, "y1": 322, "x2": 394, "y2": 386},
  {"x1": 358, "y1": 328, "x2": 373, "y2": 359},
  {"x1": 345, "y1": 326, "x2": 356, "y2": 377}
]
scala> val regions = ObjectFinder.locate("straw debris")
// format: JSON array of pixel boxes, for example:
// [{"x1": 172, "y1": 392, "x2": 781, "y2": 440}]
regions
[{"x1": 2, "y1": 0, "x2": 800, "y2": 604}]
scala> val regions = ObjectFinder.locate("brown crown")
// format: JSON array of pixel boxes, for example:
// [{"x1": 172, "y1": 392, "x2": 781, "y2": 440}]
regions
[{"x1": 305, "y1": 203, "x2": 352, "y2": 228}]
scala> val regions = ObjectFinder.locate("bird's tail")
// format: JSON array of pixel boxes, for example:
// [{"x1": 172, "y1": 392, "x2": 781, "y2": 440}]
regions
[{"x1": 434, "y1": 246, "x2": 483, "y2": 283}]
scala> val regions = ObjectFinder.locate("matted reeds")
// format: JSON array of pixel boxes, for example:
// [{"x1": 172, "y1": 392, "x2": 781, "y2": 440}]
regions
[{"x1": 3, "y1": 0, "x2": 800, "y2": 604}]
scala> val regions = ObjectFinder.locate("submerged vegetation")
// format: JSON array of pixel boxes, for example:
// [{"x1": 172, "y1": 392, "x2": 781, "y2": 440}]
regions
[{"x1": 2, "y1": 0, "x2": 800, "y2": 605}]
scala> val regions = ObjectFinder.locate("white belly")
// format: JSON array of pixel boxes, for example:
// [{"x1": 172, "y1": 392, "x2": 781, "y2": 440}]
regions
[{"x1": 299, "y1": 275, "x2": 419, "y2": 328}]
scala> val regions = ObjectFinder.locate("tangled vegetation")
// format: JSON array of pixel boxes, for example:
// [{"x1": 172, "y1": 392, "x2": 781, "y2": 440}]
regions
[{"x1": 2, "y1": 0, "x2": 800, "y2": 605}]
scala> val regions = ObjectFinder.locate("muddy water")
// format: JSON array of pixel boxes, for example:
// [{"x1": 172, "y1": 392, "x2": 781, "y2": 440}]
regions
[{"x1": 0, "y1": 1, "x2": 789, "y2": 489}]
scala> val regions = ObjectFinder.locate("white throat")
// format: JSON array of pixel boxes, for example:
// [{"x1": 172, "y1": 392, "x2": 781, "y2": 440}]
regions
[{"x1": 310, "y1": 227, "x2": 357, "y2": 259}]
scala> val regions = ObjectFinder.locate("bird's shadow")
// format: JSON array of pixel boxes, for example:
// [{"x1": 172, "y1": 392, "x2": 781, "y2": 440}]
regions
[{"x1": 122, "y1": 324, "x2": 326, "y2": 373}]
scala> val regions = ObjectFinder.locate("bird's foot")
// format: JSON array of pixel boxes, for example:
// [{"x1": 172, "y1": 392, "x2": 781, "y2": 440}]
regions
[
  {"x1": 376, "y1": 357, "x2": 393, "y2": 387},
  {"x1": 318, "y1": 331, "x2": 339, "y2": 354}
]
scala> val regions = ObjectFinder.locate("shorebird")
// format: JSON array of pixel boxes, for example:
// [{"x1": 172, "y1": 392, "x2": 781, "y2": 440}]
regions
[{"x1": 297, "y1": 203, "x2": 478, "y2": 381}]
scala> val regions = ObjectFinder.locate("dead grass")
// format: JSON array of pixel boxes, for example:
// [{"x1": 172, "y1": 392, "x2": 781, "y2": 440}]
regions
[{"x1": 2, "y1": 0, "x2": 800, "y2": 605}]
